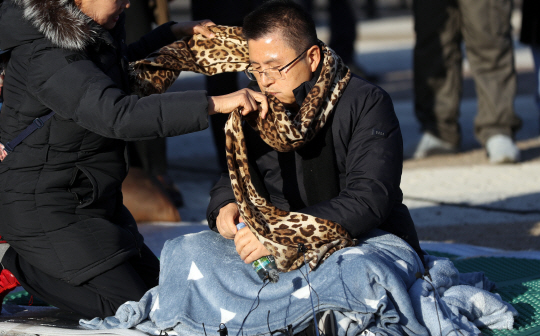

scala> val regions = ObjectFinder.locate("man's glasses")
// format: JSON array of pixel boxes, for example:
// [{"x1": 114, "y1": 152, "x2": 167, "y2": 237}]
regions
[{"x1": 244, "y1": 45, "x2": 312, "y2": 81}]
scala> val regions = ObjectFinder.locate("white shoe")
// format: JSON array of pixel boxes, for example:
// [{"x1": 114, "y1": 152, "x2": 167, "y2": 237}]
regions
[
  {"x1": 413, "y1": 133, "x2": 458, "y2": 159},
  {"x1": 486, "y1": 134, "x2": 520, "y2": 164}
]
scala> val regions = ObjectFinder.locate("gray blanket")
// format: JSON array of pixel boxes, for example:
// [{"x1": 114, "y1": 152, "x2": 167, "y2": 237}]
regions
[{"x1": 80, "y1": 230, "x2": 516, "y2": 335}]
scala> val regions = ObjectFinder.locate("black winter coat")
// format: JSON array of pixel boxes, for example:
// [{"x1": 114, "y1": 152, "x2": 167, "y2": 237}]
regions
[
  {"x1": 207, "y1": 70, "x2": 423, "y2": 257},
  {"x1": 0, "y1": 0, "x2": 209, "y2": 285},
  {"x1": 520, "y1": 0, "x2": 540, "y2": 46}
]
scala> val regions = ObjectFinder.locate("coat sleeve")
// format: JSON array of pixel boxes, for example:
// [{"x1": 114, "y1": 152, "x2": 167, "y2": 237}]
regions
[
  {"x1": 27, "y1": 47, "x2": 209, "y2": 141},
  {"x1": 126, "y1": 21, "x2": 178, "y2": 62},
  {"x1": 298, "y1": 85, "x2": 405, "y2": 239},
  {"x1": 206, "y1": 173, "x2": 236, "y2": 231}
]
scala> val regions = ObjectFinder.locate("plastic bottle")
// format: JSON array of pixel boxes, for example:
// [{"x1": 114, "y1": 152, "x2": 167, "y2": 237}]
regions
[{"x1": 236, "y1": 222, "x2": 279, "y2": 283}]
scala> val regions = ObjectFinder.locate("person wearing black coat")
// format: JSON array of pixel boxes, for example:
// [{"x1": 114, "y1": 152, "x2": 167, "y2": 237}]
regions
[
  {"x1": 0, "y1": 0, "x2": 267, "y2": 318},
  {"x1": 520, "y1": 0, "x2": 540, "y2": 113},
  {"x1": 206, "y1": 2, "x2": 423, "y2": 263}
]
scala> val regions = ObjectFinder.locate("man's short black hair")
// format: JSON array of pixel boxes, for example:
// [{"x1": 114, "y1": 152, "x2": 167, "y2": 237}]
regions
[{"x1": 243, "y1": 0, "x2": 318, "y2": 54}]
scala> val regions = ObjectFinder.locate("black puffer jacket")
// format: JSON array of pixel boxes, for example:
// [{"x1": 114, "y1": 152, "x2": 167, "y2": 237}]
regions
[{"x1": 0, "y1": 0, "x2": 209, "y2": 285}]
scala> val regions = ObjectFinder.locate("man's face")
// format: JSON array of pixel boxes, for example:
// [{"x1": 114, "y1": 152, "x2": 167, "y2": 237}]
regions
[{"x1": 247, "y1": 33, "x2": 319, "y2": 107}]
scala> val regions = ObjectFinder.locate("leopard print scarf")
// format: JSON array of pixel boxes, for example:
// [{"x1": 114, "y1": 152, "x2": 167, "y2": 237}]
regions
[
  {"x1": 131, "y1": 26, "x2": 249, "y2": 97},
  {"x1": 131, "y1": 26, "x2": 354, "y2": 272}
]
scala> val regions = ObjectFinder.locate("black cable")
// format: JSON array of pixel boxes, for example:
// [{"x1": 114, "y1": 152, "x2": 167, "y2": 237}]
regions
[
  {"x1": 235, "y1": 278, "x2": 270, "y2": 336},
  {"x1": 430, "y1": 285, "x2": 443, "y2": 336},
  {"x1": 297, "y1": 263, "x2": 324, "y2": 336},
  {"x1": 422, "y1": 271, "x2": 460, "y2": 336},
  {"x1": 266, "y1": 310, "x2": 294, "y2": 335},
  {"x1": 267, "y1": 310, "x2": 273, "y2": 334},
  {"x1": 219, "y1": 323, "x2": 228, "y2": 336},
  {"x1": 297, "y1": 243, "x2": 321, "y2": 336},
  {"x1": 422, "y1": 271, "x2": 443, "y2": 335},
  {"x1": 297, "y1": 265, "x2": 321, "y2": 311}
]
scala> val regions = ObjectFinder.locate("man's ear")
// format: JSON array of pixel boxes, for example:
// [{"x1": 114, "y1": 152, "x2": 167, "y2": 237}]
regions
[{"x1": 307, "y1": 45, "x2": 321, "y2": 72}]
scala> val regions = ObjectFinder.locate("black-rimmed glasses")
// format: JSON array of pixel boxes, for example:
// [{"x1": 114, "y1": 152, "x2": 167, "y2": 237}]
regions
[{"x1": 244, "y1": 45, "x2": 312, "y2": 81}]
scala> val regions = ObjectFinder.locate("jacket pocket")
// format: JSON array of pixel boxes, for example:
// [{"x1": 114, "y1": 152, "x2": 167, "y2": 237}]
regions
[{"x1": 68, "y1": 165, "x2": 97, "y2": 208}]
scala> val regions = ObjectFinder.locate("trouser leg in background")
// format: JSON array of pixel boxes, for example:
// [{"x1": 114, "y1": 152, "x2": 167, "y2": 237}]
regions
[
  {"x1": 191, "y1": 0, "x2": 249, "y2": 175},
  {"x1": 127, "y1": 138, "x2": 168, "y2": 177},
  {"x1": 329, "y1": 0, "x2": 357, "y2": 65},
  {"x1": 531, "y1": 45, "x2": 540, "y2": 112},
  {"x1": 124, "y1": 0, "x2": 154, "y2": 45},
  {"x1": 206, "y1": 73, "x2": 239, "y2": 175},
  {"x1": 297, "y1": 0, "x2": 314, "y2": 16},
  {"x1": 125, "y1": 0, "x2": 168, "y2": 177},
  {"x1": 413, "y1": 0, "x2": 463, "y2": 147},
  {"x1": 2, "y1": 244, "x2": 160, "y2": 319},
  {"x1": 458, "y1": 0, "x2": 521, "y2": 145}
]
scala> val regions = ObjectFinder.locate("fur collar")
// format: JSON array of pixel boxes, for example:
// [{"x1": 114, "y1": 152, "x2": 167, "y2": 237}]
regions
[{"x1": 12, "y1": 0, "x2": 99, "y2": 50}]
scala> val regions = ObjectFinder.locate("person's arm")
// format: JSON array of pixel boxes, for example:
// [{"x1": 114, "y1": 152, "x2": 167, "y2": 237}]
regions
[
  {"x1": 299, "y1": 85, "x2": 404, "y2": 239},
  {"x1": 28, "y1": 47, "x2": 266, "y2": 141},
  {"x1": 208, "y1": 174, "x2": 272, "y2": 263},
  {"x1": 207, "y1": 173, "x2": 237, "y2": 231},
  {"x1": 209, "y1": 177, "x2": 272, "y2": 263}
]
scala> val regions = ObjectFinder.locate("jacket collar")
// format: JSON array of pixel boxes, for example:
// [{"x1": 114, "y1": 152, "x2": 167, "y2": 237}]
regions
[
  {"x1": 10, "y1": 0, "x2": 101, "y2": 50},
  {"x1": 292, "y1": 47, "x2": 323, "y2": 107}
]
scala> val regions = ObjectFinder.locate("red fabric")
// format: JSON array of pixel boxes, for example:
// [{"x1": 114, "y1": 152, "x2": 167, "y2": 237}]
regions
[{"x1": 0, "y1": 269, "x2": 20, "y2": 308}]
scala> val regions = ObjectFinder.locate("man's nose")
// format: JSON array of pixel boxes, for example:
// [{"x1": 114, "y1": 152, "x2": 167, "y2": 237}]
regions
[
  {"x1": 124, "y1": 0, "x2": 131, "y2": 9},
  {"x1": 259, "y1": 72, "x2": 275, "y2": 86}
]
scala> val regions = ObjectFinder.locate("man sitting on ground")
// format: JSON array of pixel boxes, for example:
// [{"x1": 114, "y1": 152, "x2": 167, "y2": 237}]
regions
[{"x1": 207, "y1": 0, "x2": 424, "y2": 265}]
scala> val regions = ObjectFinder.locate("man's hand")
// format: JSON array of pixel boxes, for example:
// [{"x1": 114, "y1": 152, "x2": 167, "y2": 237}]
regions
[
  {"x1": 216, "y1": 203, "x2": 243, "y2": 239},
  {"x1": 235, "y1": 227, "x2": 271, "y2": 263},
  {"x1": 208, "y1": 88, "x2": 268, "y2": 119},
  {"x1": 170, "y1": 20, "x2": 215, "y2": 39}
]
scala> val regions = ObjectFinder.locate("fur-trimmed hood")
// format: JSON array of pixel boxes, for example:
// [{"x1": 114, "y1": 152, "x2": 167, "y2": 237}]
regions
[{"x1": 0, "y1": 0, "x2": 100, "y2": 51}]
